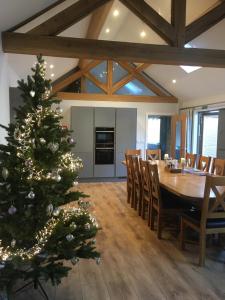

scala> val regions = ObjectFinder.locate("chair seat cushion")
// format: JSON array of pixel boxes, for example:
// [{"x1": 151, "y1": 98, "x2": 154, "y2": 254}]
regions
[{"x1": 182, "y1": 210, "x2": 225, "y2": 229}]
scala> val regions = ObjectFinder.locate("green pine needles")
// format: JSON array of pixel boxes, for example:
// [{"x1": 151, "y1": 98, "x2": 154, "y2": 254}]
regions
[{"x1": 0, "y1": 55, "x2": 99, "y2": 293}]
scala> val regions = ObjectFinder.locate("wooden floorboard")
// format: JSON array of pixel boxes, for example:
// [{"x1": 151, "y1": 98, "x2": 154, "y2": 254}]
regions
[{"x1": 15, "y1": 182, "x2": 225, "y2": 300}]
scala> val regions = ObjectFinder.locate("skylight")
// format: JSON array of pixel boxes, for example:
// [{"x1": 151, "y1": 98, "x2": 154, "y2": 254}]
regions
[
  {"x1": 180, "y1": 44, "x2": 202, "y2": 73},
  {"x1": 180, "y1": 65, "x2": 202, "y2": 73}
]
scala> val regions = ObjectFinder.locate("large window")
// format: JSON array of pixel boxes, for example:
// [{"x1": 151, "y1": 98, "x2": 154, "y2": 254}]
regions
[
  {"x1": 198, "y1": 111, "x2": 219, "y2": 157},
  {"x1": 147, "y1": 117, "x2": 161, "y2": 145}
]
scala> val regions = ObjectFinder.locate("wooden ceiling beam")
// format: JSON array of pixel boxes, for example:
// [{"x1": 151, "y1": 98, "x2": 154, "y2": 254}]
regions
[
  {"x1": 83, "y1": 71, "x2": 108, "y2": 93},
  {"x1": 28, "y1": 0, "x2": 112, "y2": 35},
  {"x1": 79, "y1": 0, "x2": 114, "y2": 69},
  {"x1": 57, "y1": 92, "x2": 178, "y2": 103},
  {"x1": 119, "y1": 0, "x2": 175, "y2": 45},
  {"x1": 185, "y1": 1, "x2": 225, "y2": 43},
  {"x1": 52, "y1": 60, "x2": 101, "y2": 94},
  {"x1": 171, "y1": 0, "x2": 186, "y2": 47},
  {"x1": 3, "y1": 32, "x2": 225, "y2": 68}
]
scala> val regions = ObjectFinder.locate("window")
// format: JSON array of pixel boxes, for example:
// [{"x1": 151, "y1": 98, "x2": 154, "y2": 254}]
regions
[
  {"x1": 198, "y1": 111, "x2": 219, "y2": 157},
  {"x1": 147, "y1": 117, "x2": 161, "y2": 145}
]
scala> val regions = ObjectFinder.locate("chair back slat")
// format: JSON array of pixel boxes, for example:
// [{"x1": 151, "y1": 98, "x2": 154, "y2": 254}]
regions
[
  {"x1": 198, "y1": 155, "x2": 211, "y2": 172},
  {"x1": 186, "y1": 153, "x2": 197, "y2": 168},
  {"x1": 212, "y1": 158, "x2": 225, "y2": 176},
  {"x1": 201, "y1": 175, "x2": 225, "y2": 222},
  {"x1": 146, "y1": 149, "x2": 161, "y2": 160},
  {"x1": 140, "y1": 159, "x2": 151, "y2": 193},
  {"x1": 125, "y1": 154, "x2": 133, "y2": 182},
  {"x1": 148, "y1": 163, "x2": 162, "y2": 208}
]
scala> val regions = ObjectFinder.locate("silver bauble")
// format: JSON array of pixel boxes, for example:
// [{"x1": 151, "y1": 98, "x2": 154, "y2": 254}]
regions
[
  {"x1": 40, "y1": 138, "x2": 46, "y2": 144},
  {"x1": 11, "y1": 239, "x2": 16, "y2": 248},
  {"x1": 46, "y1": 204, "x2": 54, "y2": 215},
  {"x1": 66, "y1": 234, "x2": 74, "y2": 242},
  {"x1": 95, "y1": 257, "x2": 101, "y2": 265},
  {"x1": 0, "y1": 263, "x2": 5, "y2": 269},
  {"x1": 37, "y1": 105, "x2": 42, "y2": 110},
  {"x1": 27, "y1": 191, "x2": 35, "y2": 199},
  {"x1": 71, "y1": 257, "x2": 79, "y2": 265},
  {"x1": 25, "y1": 159, "x2": 33, "y2": 167},
  {"x1": 68, "y1": 137, "x2": 75, "y2": 144},
  {"x1": 53, "y1": 207, "x2": 61, "y2": 216},
  {"x1": 73, "y1": 181, "x2": 79, "y2": 187},
  {"x1": 70, "y1": 222, "x2": 77, "y2": 230},
  {"x1": 30, "y1": 90, "x2": 35, "y2": 97},
  {"x1": 56, "y1": 107, "x2": 63, "y2": 114},
  {"x1": 85, "y1": 223, "x2": 91, "y2": 230},
  {"x1": 54, "y1": 174, "x2": 61, "y2": 182},
  {"x1": 8, "y1": 205, "x2": 17, "y2": 215},
  {"x1": 48, "y1": 142, "x2": 59, "y2": 153},
  {"x1": 2, "y1": 167, "x2": 9, "y2": 180}
]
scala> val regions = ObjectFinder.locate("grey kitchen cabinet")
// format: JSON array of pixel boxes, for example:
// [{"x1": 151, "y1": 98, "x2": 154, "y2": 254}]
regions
[
  {"x1": 95, "y1": 107, "x2": 116, "y2": 127},
  {"x1": 217, "y1": 109, "x2": 225, "y2": 158},
  {"x1": 94, "y1": 165, "x2": 115, "y2": 177},
  {"x1": 71, "y1": 107, "x2": 94, "y2": 178},
  {"x1": 116, "y1": 108, "x2": 137, "y2": 177}
]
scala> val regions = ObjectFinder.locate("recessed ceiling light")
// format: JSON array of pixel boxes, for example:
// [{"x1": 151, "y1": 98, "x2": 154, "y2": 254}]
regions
[
  {"x1": 140, "y1": 31, "x2": 146, "y2": 38},
  {"x1": 172, "y1": 79, "x2": 176, "y2": 84},
  {"x1": 113, "y1": 9, "x2": 119, "y2": 17},
  {"x1": 51, "y1": 73, "x2": 55, "y2": 77},
  {"x1": 49, "y1": 64, "x2": 54, "y2": 69},
  {"x1": 105, "y1": 28, "x2": 110, "y2": 33}
]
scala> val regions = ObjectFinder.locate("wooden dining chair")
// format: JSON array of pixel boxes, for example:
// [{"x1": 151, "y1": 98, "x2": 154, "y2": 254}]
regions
[
  {"x1": 146, "y1": 149, "x2": 161, "y2": 160},
  {"x1": 148, "y1": 163, "x2": 185, "y2": 239},
  {"x1": 212, "y1": 158, "x2": 225, "y2": 176},
  {"x1": 186, "y1": 153, "x2": 197, "y2": 168},
  {"x1": 198, "y1": 155, "x2": 212, "y2": 172},
  {"x1": 180, "y1": 175, "x2": 225, "y2": 266},
  {"x1": 140, "y1": 159, "x2": 151, "y2": 224},
  {"x1": 125, "y1": 154, "x2": 134, "y2": 205},
  {"x1": 125, "y1": 149, "x2": 141, "y2": 156},
  {"x1": 131, "y1": 155, "x2": 142, "y2": 215}
]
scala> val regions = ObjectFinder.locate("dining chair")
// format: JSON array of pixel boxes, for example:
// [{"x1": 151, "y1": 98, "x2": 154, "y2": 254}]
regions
[
  {"x1": 125, "y1": 154, "x2": 134, "y2": 205},
  {"x1": 125, "y1": 149, "x2": 141, "y2": 156},
  {"x1": 131, "y1": 155, "x2": 142, "y2": 215},
  {"x1": 180, "y1": 175, "x2": 225, "y2": 266},
  {"x1": 148, "y1": 163, "x2": 185, "y2": 239},
  {"x1": 146, "y1": 149, "x2": 161, "y2": 160},
  {"x1": 186, "y1": 153, "x2": 197, "y2": 168},
  {"x1": 140, "y1": 159, "x2": 151, "y2": 224},
  {"x1": 212, "y1": 158, "x2": 225, "y2": 176},
  {"x1": 198, "y1": 155, "x2": 212, "y2": 172}
]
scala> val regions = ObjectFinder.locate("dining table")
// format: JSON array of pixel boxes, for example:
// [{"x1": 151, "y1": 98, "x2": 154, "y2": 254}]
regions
[{"x1": 122, "y1": 160, "x2": 218, "y2": 206}]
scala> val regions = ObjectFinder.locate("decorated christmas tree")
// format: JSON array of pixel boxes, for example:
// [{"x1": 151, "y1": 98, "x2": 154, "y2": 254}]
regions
[{"x1": 0, "y1": 55, "x2": 99, "y2": 296}]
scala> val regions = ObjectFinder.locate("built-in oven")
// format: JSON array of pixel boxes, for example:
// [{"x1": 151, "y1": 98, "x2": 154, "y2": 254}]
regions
[{"x1": 95, "y1": 127, "x2": 115, "y2": 165}]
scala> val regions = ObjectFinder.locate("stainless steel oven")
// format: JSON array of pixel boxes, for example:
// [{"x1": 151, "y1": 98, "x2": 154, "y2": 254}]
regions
[{"x1": 95, "y1": 127, "x2": 115, "y2": 165}]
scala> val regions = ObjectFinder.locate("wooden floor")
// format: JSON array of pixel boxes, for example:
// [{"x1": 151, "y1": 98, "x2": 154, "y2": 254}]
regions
[{"x1": 16, "y1": 182, "x2": 225, "y2": 300}]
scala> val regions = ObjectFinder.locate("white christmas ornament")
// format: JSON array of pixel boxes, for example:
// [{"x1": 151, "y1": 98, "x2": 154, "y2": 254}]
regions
[
  {"x1": 40, "y1": 138, "x2": 46, "y2": 144},
  {"x1": 53, "y1": 207, "x2": 61, "y2": 216},
  {"x1": 54, "y1": 174, "x2": 61, "y2": 182},
  {"x1": 56, "y1": 107, "x2": 63, "y2": 114},
  {"x1": 27, "y1": 191, "x2": 35, "y2": 199},
  {"x1": 8, "y1": 205, "x2": 17, "y2": 215},
  {"x1": 71, "y1": 257, "x2": 79, "y2": 265},
  {"x1": 46, "y1": 204, "x2": 54, "y2": 215},
  {"x1": 95, "y1": 257, "x2": 101, "y2": 265},
  {"x1": 30, "y1": 90, "x2": 35, "y2": 97},
  {"x1": 73, "y1": 181, "x2": 79, "y2": 187},
  {"x1": 2, "y1": 168, "x2": 9, "y2": 180},
  {"x1": 66, "y1": 234, "x2": 74, "y2": 242},
  {"x1": 48, "y1": 142, "x2": 59, "y2": 153},
  {"x1": 11, "y1": 239, "x2": 16, "y2": 248}
]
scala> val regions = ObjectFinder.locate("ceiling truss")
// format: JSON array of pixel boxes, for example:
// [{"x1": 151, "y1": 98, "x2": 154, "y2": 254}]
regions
[{"x1": 2, "y1": 0, "x2": 225, "y2": 103}]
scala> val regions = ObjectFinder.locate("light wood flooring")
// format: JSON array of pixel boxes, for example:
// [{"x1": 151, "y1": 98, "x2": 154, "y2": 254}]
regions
[{"x1": 16, "y1": 182, "x2": 225, "y2": 300}]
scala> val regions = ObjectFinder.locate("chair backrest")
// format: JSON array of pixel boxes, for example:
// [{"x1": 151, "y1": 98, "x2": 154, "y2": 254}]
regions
[
  {"x1": 198, "y1": 155, "x2": 211, "y2": 172},
  {"x1": 140, "y1": 159, "x2": 151, "y2": 194},
  {"x1": 186, "y1": 153, "x2": 197, "y2": 168},
  {"x1": 201, "y1": 175, "x2": 225, "y2": 225},
  {"x1": 125, "y1": 154, "x2": 133, "y2": 183},
  {"x1": 125, "y1": 149, "x2": 141, "y2": 156},
  {"x1": 148, "y1": 163, "x2": 162, "y2": 209},
  {"x1": 146, "y1": 149, "x2": 161, "y2": 160},
  {"x1": 131, "y1": 155, "x2": 142, "y2": 186},
  {"x1": 212, "y1": 158, "x2": 225, "y2": 176}
]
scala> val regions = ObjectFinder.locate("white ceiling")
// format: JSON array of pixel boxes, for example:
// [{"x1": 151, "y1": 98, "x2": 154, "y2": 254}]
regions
[{"x1": 1, "y1": 0, "x2": 225, "y2": 104}]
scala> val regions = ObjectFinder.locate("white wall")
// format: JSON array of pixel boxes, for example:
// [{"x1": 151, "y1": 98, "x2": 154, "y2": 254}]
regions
[
  {"x1": 60, "y1": 99, "x2": 178, "y2": 153},
  {"x1": 0, "y1": 48, "x2": 10, "y2": 144},
  {"x1": 180, "y1": 93, "x2": 225, "y2": 109}
]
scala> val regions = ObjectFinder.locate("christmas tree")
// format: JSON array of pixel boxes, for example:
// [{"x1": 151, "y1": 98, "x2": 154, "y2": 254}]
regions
[{"x1": 0, "y1": 56, "x2": 99, "y2": 295}]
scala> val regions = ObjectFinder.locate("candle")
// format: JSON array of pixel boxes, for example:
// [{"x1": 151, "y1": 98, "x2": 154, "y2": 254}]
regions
[{"x1": 164, "y1": 154, "x2": 169, "y2": 160}]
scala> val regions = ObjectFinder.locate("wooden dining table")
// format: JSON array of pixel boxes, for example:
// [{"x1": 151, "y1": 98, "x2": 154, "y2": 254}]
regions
[{"x1": 122, "y1": 160, "x2": 217, "y2": 205}]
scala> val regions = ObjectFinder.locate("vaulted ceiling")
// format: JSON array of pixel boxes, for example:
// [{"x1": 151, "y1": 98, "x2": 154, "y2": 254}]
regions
[{"x1": 1, "y1": 0, "x2": 225, "y2": 105}]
